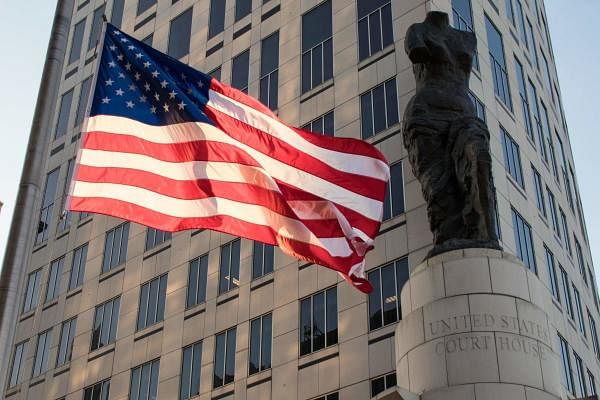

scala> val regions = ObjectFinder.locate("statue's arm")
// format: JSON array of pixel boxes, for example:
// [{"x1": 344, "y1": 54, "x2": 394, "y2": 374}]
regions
[{"x1": 405, "y1": 24, "x2": 430, "y2": 63}]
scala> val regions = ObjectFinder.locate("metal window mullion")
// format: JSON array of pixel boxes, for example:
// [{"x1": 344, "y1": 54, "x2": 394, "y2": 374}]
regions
[
  {"x1": 324, "y1": 290, "x2": 328, "y2": 347},
  {"x1": 379, "y1": 268, "x2": 384, "y2": 327},
  {"x1": 310, "y1": 296, "x2": 314, "y2": 352}
]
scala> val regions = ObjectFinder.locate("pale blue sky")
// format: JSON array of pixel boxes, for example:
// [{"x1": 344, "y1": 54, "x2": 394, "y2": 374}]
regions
[{"x1": 0, "y1": 1, "x2": 598, "y2": 273}]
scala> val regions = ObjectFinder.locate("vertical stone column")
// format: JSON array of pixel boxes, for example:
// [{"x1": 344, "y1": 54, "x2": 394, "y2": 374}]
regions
[{"x1": 395, "y1": 249, "x2": 562, "y2": 400}]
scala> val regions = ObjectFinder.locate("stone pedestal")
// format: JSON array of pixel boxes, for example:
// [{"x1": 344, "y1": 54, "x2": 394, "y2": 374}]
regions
[{"x1": 394, "y1": 249, "x2": 562, "y2": 400}]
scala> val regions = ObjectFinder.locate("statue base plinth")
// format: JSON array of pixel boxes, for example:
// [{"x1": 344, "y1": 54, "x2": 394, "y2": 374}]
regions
[{"x1": 394, "y1": 249, "x2": 562, "y2": 400}]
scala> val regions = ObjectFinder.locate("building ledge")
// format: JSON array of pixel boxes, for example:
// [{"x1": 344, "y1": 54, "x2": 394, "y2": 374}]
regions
[{"x1": 298, "y1": 344, "x2": 338, "y2": 370}]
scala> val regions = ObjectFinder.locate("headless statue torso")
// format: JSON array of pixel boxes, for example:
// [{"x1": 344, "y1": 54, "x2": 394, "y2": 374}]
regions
[{"x1": 402, "y1": 12, "x2": 501, "y2": 258}]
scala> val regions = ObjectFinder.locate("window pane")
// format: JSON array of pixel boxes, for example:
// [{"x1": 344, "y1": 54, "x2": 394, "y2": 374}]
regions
[
  {"x1": 302, "y1": 0, "x2": 332, "y2": 51},
  {"x1": 55, "y1": 89, "x2": 74, "y2": 139},
  {"x1": 381, "y1": 264, "x2": 397, "y2": 325},
  {"x1": 232, "y1": 49, "x2": 250, "y2": 92},
  {"x1": 369, "y1": 11, "x2": 382, "y2": 54},
  {"x1": 168, "y1": 8, "x2": 193, "y2": 59},
  {"x1": 225, "y1": 328, "x2": 236, "y2": 384},
  {"x1": 213, "y1": 332, "x2": 225, "y2": 387},
  {"x1": 88, "y1": 5, "x2": 106, "y2": 51},
  {"x1": 249, "y1": 318, "x2": 261, "y2": 375},
  {"x1": 69, "y1": 19, "x2": 86, "y2": 64},
  {"x1": 261, "y1": 314, "x2": 272, "y2": 370},
  {"x1": 373, "y1": 84, "x2": 386, "y2": 134},
  {"x1": 111, "y1": 0, "x2": 125, "y2": 28},
  {"x1": 368, "y1": 269, "x2": 383, "y2": 330},
  {"x1": 311, "y1": 44, "x2": 322, "y2": 88},
  {"x1": 191, "y1": 343, "x2": 202, "y2": 396},
  {"x1": 326, "y1": 287, "x2": 337, "y2": 346},
  {"x1": 235, "y1": 0, "x2": 252, "y2": 21},
  {"x1": 209, "y1": 0, "x2": 226, "y2": 38},
  {"x1": 360, "y1": 92, "x2": 373, "y2": 139},
  {"x1": 137, "y1": 283, "x2": 150, "y2": 330},
  {"x1": 385, "y1": 79, "x2": 399, "y2": 127},
  {"x1": 312, "y1": 292, "x2": 325, "y2": 351},
  {"x1": 75, "y1": 77, "x2": 93, "y2": 127},
  {"x1": 300, "y1": 298, "x2": 312, "y2": 355}
]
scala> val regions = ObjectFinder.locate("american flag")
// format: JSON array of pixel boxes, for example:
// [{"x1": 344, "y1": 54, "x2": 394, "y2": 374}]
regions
[{"x1": 68, "y1": 24, "x2": 389, "y2": 293}]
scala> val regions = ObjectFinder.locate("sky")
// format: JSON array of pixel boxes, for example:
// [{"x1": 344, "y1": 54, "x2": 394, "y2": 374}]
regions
[{"x1": 0, "y1": 0, "x2": 599, "y2": 272}]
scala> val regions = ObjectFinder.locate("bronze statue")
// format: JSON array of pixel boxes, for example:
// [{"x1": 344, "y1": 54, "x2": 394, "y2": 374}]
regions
[{"x1": 403, "y1": 11, "x2": 501, "y2": 257}]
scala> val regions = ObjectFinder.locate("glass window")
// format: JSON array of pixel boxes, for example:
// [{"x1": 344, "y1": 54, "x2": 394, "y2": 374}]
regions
[
  {"x1": 232, "y1": 49, "x2": 250, "y2": 93},
  {"x1": 451, "y1": 0, "x2": 479, "y2": 70},
  {"x1": 187, "y1": 255, "x2": 208, "y2": 308},
  {"x1": 84, "y1": 379, "x2": 110, "y2": 400},
  {"x1": 213, "y1": 327, "x2": 236, "y2": 388},
  {"x1": 368, "y1": 258, "x2": 409, "y2": 331},
  {"x1": 573, "y1": 285, "x2": 586, "y2": 337},
  {"x1": 546, "y1": 188, "x2": 560, "y2": 237},
  {"x1": 69, "y1": 243, "x2": 88, "y2": 290},
  {"x1": 302, "y1": 111, "x2": 334, "y2": 136},
  {"x1": 68, "y1": 19, "x2": 86, "y2": 64},
  {"x1": 142, "y1": 34, "x2": 153, "y2": 46},
  {"x1": 511, "y1": 207, "x2": 536, "y2": 272},
  {"x1": 573, "y1": 351, "x2": 587, "y2": 397},
  {"x1": 180, "y1": 341, "x2": 202, "y2": 400},
  {"x1": 252, "y1": 242, "x2": 274, "y2": 279},
  {"x1": 588, "y1": 369, "x2": 597, "y2": 396},
  {"x1": 544, "y1": 246, "x2": 559, "y2": 301},
  {"x1": 168, "y1": 8, "x2": 193, "y2": 59},
  {"x1": 22, "y1": 269, "x2": 42, "y2": 313},
  {"x1": 145, "y1": 228, "x2": 171, "y2": 251},
  {"x1": 111, "y1": 0, "x2": 125, "y2": 28},
  {"x1": 528, "y1": 81, "x2": 548, "y2": 162},
  {"x1": 485, "y1": 15, "x2": 512, "y2": 109},
  {"x1": 575, "y1": 238, "x2": 587, "y2": 284},
  {"x1": 371, "y1": 372, "x2": 397, "y2": 397},
  {"x1": 137, "y1": 274, "x2": 168, "y2": 330},
  {"x1": 219, "y1": 239, "x2": 241, "y2": 294},
  {"x1": 468, "y1": 91, "x2": 487, "y2": 123},
  {"x1": 589, "y1": 310, "x2": 600, "y2": 359},
  {"x1": 501, "y1": 127, "x2": 524, "y2": 187},
  {"x1": 360, "y1": 77, "x2": 399, "y2": 139},
  {"x1": 249, "y1": 313, "x2": 272, "y2": 375},
  {"x1": 209, "y1": 66, "x2": 222, "y2": 81},
  {"x1": 514, "y1": 57, "x2": 533, "y2": 141},
  {"x1": 301, "y1": 0, "x2": 333, "y2": 93},
  {"x1": 560, "y1": 266, "x2": 574, "y2": 320},
  {"x1": 560, "y1": 209, "x2": 571, "y2": 255},
  {"x1": 8, "y1": 340, "x2": 27, "y2": 388},
  {"x1": 37, "y1": 166, "x2": 60, "y2": 242},
  {"x1": 137, "y1": 0, "x2": 156, "y2": 15},
  {"x1": 515, "y1": 0, "x2": 527, "y2": 44},
  {"x1": 260, "y1": 32, "x2": 279, "y2": 110},
  {"x1": 541, "y1": 50, "x2": 553, "y2": 99},
  {"x1": 526, "y1": 18, "x2": 538, "y2": 68},
  {"x1": 56, "y1": 317, "x2": 77, "y2": 366},
  {"x1": 357, "y1": 0, "x2": 393, "y2": 61},
  {"x1": 382, "y1": 162, "x2": 405, "y2": 220},
  {"x1": 91, "y1": 296, "x2": 121, "y2": 351},
  {"x1": 88, "y1": 5, "x2": 106, "y2": 51},
  {"x1": 55, "y1": 89, "x2": 74, "y2": 139},
  {"x1": 209, "y1": 0, "x2": 226, "y2": 38},
  {"x1": 57, "y1": 159, "x2": 75, "y2": 232},
  {"x1": 45, "y1": 256, "x2": 64, "y2": 302},
  {"x1": 313, "y1": 393, "x2": 339, "y2": 400},
  {"x1": 235, "y1": 0, "x2": 252, "y2": 21},
  {"x1": 300, "y1": 286, "x2": 337, "y2": 356},
  {"x1": 32, "y1": 329, "x2": 52, "y2": 377},
  {"x1": 531, "y1": 166, "x2": 546, "y2": 217},
  {"x1": 558, "y1": 334, "x2": 575, "y2": 394},
  {"x1": 505, "y1": 0, "x2": 515, "y2": 25},
  {"x1": 130, "y1": 359, "x2": 160, "y2": 400},
  {"x1": 102, "y1": 222, "x2": 130, "y2": 273}
]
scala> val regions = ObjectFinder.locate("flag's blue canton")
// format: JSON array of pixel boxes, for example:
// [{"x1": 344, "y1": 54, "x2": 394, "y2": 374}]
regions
[{"x1": 90, "y1": 24, "x2": 214, "y2": 126}]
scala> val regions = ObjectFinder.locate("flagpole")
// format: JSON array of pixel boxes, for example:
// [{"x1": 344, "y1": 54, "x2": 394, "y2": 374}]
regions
[{"x1": 66, "y1": 19, "x2": 108, "y2": 212}]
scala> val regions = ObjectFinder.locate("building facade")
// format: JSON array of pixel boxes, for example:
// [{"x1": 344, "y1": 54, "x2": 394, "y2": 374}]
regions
[{"x1": 1, "y1": 0, "x2": 598, "y2": 399}]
